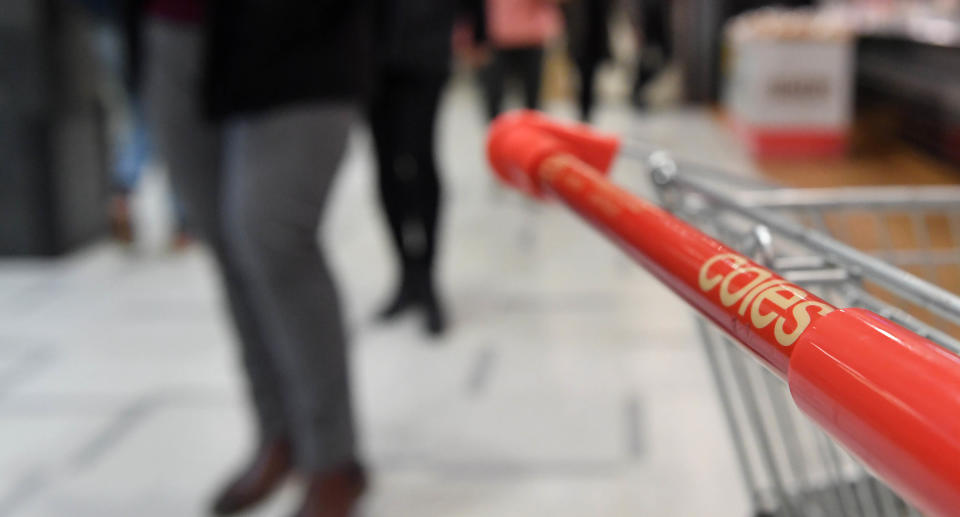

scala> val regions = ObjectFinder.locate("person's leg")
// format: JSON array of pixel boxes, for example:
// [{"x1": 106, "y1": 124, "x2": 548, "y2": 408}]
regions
[
  {"x1": 578, "y1": 59, "x2": 598, "y2": 122},
  {"x1": 109, "y1": 97, "x2": 152, "y2": 243},
  {"x1": 409, "y1": 73, "x2": 447, "y2": 333},
  {"x1": 407, "y1": 75, "x2": 445, "y2": 280},
  {"x1": 142, "y1": 20, "x2": 291, "y2": 513},
  {"x1": 481, "y1": 49, "x2": 507, "y2": 120},
  {"x1": 369, "y1": 70, "x2": 415, "y2": 319},
  {"x1": 113, "y1": 100, "x2": 151, "y2": 191},
  {"x1": 223, "y1": 103, "x2": 358, "y2": 475},
  {"x1": 517, "y1": 46, "x2": 545, "y2": 111},
  {"x1": 634, "y1": 0, "x2": 669, "y2": 107},
  {"x1": 376, "y1": 71, "x2": 448, "y2": 333},
  {"x1": 497, "y1": 47, "x2": 520, "y2": 111},
  {"x1": 144, "y1": 18, "x2": 287, "y2": 441},
  {"x1": 658, "y1": 0, "x2": 673, "y2": 63}
]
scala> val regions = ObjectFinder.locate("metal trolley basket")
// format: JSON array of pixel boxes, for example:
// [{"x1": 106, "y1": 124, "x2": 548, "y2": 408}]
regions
[
  {"x1": 485, "y1": 111, "x2": 960, "y2": 517},
  {"x1": 650, "y1": 159, "x2": 960, "y2": 517}
]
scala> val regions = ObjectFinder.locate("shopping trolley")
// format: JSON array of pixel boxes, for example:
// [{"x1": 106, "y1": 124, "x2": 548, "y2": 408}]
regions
[{"x1": 485, "y1": 111, "x2": 960, "y2": 517}]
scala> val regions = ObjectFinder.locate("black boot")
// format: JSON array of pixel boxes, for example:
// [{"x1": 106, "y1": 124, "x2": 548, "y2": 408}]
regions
[{"x1": 377, "y1": 264, "x2": 447, "y2": 336}]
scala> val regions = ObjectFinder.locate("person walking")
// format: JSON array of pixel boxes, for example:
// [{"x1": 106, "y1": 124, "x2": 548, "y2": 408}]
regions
[
  {"x1": 368, "y1": 0, "x2": 463, "y2": 336},
  {"x1": 563, "y1": 0, "x2": 614, "y2": 122},
  {"x1": 629, "y1": 0, "x2": 672, "y2": 108},
  {"x1": 128, "y1": 0, "x2": 373, "y2": 515},
  {"x1": 478, "y1": 0, "x2": 562, "y2": 119}
]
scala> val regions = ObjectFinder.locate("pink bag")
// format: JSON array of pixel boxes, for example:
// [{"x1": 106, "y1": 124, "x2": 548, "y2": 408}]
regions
[{"x1": 487, "y1": 0, "x2": 562, "y2": 48}]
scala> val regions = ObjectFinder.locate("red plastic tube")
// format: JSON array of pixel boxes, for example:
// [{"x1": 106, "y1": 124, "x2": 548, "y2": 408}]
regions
[{"x1": 487, "y1": 111, "x2": 960, "y2": 517}]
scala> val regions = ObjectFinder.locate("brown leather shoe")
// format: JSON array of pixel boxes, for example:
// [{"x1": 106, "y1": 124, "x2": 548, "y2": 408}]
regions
[
  {"x1": 292, "y1": 462, "x2": 367, "y2": 517},
  {"x1": 211, "y1": 437, "x2": 293, "y2": 515}
]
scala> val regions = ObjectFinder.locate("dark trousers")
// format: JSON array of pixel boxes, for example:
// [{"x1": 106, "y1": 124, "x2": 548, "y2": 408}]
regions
[
  {"x1": 368, "y1": 68, "x2": 446, "y2": 284},
  {"x1": 481, "y1": 46, "x2": 545, "y2": 120},
  {"x1": 144, "y1": 20, "x2": 357, "y2": 473},
  {"x1": 577, "y1": 59, "x2": 598, "y2": 122},
  {"x1": 633, "y1": 0, "x2": 673, "y2": 100}
]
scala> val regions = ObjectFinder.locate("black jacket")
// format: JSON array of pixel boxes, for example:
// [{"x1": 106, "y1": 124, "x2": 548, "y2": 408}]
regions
[
  {"x1": 374, "y1": 0, "x2": 455, "y2": 74},
  {"x1": 373, "y1": 0, "x2": 485, "y2": 75},
  {"x1": 124, "y1": 0, "x2": 373, "y2": 120},
  {"x1": 205, "y1": 0, "x2": 373, "y2": 120},
  {"x1": 564, "y1": 0, "x2": 613, "y2": 67}
]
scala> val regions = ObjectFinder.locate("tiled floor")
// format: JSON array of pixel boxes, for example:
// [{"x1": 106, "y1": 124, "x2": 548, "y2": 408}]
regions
[{"x1": 0, "y1": 85, "x2": 755, "y2": 516}]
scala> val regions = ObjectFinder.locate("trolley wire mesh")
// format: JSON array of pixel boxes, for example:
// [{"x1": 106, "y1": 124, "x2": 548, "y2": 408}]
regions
[{"x1": 647, "y1": 154, "x2": 960, "y2": 517}]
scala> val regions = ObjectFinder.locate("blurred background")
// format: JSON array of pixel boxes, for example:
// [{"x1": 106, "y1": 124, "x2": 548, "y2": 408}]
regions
[{"x1": 1, "y1": 0, "x2": 959, "y2": 515}]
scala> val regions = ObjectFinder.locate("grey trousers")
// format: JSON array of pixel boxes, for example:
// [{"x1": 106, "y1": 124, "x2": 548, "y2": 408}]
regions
[{"x1": 143, "y1": 20, "x2": 356, "y2": 473}]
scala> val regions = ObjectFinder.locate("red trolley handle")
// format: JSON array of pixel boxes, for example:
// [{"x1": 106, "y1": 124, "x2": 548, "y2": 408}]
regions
[{"x1": 487, "y1": 110, "x2": 960, "y2": 517}]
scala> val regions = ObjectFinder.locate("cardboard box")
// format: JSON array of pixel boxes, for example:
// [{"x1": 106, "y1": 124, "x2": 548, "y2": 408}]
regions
[{"x1": 725, "y1": 12, "x2": 854, "y2": 158}]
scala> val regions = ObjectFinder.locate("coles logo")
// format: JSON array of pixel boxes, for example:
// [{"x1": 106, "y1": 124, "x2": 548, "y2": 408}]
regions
[{"x1": 698, "y1": 253, "x2": 833, "y2": 347}]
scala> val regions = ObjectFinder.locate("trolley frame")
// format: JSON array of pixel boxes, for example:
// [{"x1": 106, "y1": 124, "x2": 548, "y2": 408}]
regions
[{"x1": 485, "y1": 110, "x2": 960, "y2": 517}]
